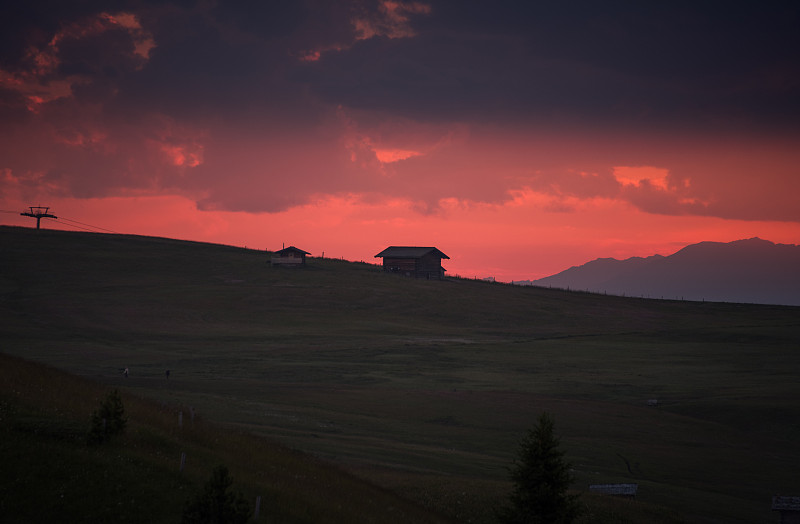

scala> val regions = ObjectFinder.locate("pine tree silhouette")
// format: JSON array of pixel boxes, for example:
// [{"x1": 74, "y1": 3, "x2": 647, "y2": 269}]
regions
[{"x1": 500, "y1": 412, "x2": 581, "y2": 523}]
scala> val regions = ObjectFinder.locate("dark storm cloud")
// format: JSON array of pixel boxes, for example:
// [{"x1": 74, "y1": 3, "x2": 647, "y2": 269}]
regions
[
  {"x1": 4, "y1": 1, "x2": 799, "y2": 128},
  {"x1": 1, "y1": 0, "x2": 798, "y2": 221},
  {"x1": 304, "y1": 1, "x2": 800, "y2": 131}
]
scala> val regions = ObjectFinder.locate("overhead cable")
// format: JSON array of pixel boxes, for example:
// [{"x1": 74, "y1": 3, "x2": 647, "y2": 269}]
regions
[{"x1": 57, "y1": 216, "x2": 120, "y2": 234}]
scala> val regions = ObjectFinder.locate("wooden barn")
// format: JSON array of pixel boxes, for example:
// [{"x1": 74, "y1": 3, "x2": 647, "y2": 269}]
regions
[
  {"x1": 271, "y1": 246, "x2": 310, "y2": 267},
  {"x1": 374, "y1": 246, "x2": 449, "y2": 280}
]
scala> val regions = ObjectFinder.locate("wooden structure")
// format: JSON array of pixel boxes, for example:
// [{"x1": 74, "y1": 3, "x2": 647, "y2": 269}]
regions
[
  {"x1": 271, "y1": 246, "x2": 310, "y2": 267},
  {"x1": 589, "y1": 483, "x2": 638, "y2": 499},
  {"x1": 773, "y1": 496, "x2": 800, "y2": 524},
  {"x1": 374, "y1": 246, "x2": 449, "y2": 280}
]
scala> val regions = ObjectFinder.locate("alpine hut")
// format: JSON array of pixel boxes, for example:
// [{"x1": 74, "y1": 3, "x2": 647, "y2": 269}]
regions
[
  {"x1": 374, "y1": 246, "x2": 449, "y2": 280},
  {"x1": 271, "y1": 246, "x2": 311, "y2": 266}
]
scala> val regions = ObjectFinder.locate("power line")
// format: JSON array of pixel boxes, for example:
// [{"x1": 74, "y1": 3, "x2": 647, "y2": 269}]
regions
[
  {"x1": 51, "y1": 219, "x2": 98, "y2": 233},
  {"x1": 57, "y1": 216, "x2": 119, "y2": 234},
  {"x1": 7, "y1": 206, "x2": 120, "y2": 234}
]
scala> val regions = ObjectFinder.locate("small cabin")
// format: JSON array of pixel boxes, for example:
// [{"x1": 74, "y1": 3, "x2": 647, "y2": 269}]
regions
[
  {"x1": 271, "y1": 246, "x2": 310, "y2": 267},
  {"x1": 773, "y1": 496, "x2": 800, "y2": 524},
  {"x1": 374, "y1": 246, "x2": 449, "y2": 280}
]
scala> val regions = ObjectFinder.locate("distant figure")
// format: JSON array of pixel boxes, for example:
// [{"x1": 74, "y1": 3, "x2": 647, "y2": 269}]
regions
[
  {"x1": 165, "y1": 369, "x2": 170, "y2": 379},
  {"x1": 123, "y1": 367, "x2": 129, "y2": 378}
]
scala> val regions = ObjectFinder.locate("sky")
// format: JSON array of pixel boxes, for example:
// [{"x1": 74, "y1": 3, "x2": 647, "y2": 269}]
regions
[{"x1": 2, "y1": 1, "x2": 799, "y2": 281}]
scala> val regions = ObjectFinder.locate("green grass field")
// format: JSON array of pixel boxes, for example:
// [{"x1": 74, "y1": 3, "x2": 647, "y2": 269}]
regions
[
  {"x1": 2, "y1": 225, "x2": 799, "y2": 522},
  {"x1": 0, "y1": 352, "x2": 452, "y2": 523}
]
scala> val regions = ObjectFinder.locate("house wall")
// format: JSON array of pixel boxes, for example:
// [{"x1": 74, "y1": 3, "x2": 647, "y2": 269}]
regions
[
  {"x1": 420, "y1": 253, "x2": 444, "y2": 272},
  {"x1": 383, "y1": 255, "x2": 444, "y2": 279},
  {"x1": 271, "y1": 253, "x2": 305, "y2": 266},
  {"x1": 383, "y1": 257, "x2": 417, "y2": 273}
]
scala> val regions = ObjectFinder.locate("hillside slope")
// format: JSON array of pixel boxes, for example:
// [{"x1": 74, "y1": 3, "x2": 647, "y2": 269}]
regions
[
  {"x1": 0, "y1": 352, "x2": 451, "y2": 523},
  {"x1": 2, "y1": 225, "x2": 799, "y2": 523}
]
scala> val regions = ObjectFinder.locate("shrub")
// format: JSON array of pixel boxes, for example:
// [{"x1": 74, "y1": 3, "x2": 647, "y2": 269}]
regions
[
  {"x1": 87, "y1": 389, "x2": 127, "y2": 444},
  {"x1": 182, "y1": 465, "x2": 251, "y2": 524}
]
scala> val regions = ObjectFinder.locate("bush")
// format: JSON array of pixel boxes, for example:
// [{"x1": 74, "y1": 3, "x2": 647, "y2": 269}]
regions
[
  {"x1": 87, "y1": 389, "x2": 127, "y2": 444},
  {"x1": 182, "y1": 465, "x2": 251, "y2": 524},
  {"x1": 499, "y1": 412, "x2": 581, "y2": 524}
]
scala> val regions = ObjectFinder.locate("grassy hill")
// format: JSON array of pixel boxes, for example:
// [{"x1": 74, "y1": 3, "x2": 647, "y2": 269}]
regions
[
  {"x1": 2, "y1": 225, "x2": 799, "y2": 522},
  {"x1": 0, "y1": 352, "x2": 451, "y2": 523}
]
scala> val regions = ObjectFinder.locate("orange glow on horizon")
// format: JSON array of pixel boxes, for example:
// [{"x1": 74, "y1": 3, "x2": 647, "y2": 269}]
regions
[
  {"x1": 3, "y1": 192, "x2": 798, "y2": 283},
  {"x1": 2, "y1": 3, "x2": 798, "y2": 289}
]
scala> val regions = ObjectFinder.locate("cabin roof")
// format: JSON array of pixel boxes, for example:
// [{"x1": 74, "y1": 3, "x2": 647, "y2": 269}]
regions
[
  {"x1": 374, "y1": 246, "x2": 449, "y2": 259},
  {"x1": 275, "y1": 246, "x2": 310, "y2": 256}
]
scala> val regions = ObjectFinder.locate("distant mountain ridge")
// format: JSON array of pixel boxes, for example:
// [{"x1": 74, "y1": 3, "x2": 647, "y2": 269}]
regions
[{"x1": 525, "y1": 238, "x2": 800, "y2": 306}]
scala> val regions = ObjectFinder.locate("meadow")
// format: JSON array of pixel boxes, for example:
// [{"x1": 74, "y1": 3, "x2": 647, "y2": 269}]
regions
[{"x1": 2, "y1": 225, "x2": 799, "y2": 522}]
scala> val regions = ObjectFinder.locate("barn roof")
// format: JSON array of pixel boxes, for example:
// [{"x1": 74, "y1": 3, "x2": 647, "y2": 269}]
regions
[
  {"x1": 275, "y1": 246, "x2": 310, "y2": 255},
  {"x1": 374, "y1": 246, "x2": 450, "y2": 259}
]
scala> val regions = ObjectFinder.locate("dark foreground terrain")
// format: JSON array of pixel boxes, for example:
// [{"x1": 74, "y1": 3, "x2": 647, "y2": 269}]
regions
[{"x1": 2, "y1": 225, "x2": 799, "y2": 522}]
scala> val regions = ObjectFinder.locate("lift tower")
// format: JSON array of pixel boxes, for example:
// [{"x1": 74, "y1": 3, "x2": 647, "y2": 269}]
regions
[{"x1": 21, "y1": 206, "x2": 57, "y2": 229}]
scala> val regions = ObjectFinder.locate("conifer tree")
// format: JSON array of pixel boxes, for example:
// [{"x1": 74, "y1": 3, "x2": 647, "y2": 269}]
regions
[
  {"x1": 182, "y1": 465, "x2": 251, "y2": 524},
  {"x1": 87, "y1": 389, "x2": 127, "y2": 444},
  {"x1": 500, "y1": 411, "x2": 581, "y2": 524}
]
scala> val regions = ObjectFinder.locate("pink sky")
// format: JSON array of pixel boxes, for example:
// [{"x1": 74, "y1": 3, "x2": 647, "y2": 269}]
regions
[{"x1": 2, "y1": 2, "x2": 799, "y2": 281}]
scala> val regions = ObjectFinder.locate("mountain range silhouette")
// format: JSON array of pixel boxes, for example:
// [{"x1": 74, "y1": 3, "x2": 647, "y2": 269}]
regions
[{"x1": 528, "y1": 238, "x2": 800, "y2": 306}]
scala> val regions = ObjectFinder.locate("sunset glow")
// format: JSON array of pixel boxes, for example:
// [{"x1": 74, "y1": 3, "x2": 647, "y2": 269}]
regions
[
  {"x1": 613, "y1": 166, "x2": 670, "y2": 190},
  {"x1": 2, "y1": 2, "x2": 798, "y2": 282}
]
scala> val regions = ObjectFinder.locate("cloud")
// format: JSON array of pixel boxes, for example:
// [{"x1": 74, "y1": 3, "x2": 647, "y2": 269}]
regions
[
  {"x1": 352, "y1": 0, "x2": 432, "y2": 40},
  {"x1": 613, "y1": 166, "x2": 669, "y2": 190},
  {"x1": 305, "y1": 2, "x2": 800, "y2": 130},
  {"x1": 374, "y1": 148, "x2": 421, "y2": 163},
  {"x1": 0, "y1": 1, "x2": 798, "y2": 228},
  {"x1": 0, "y1": 10, "x2": 154, "y2": 113}
]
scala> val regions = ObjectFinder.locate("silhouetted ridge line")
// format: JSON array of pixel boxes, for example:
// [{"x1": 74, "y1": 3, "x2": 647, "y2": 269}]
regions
[{"x1": 530, "y1": 238, "x2": 800, "y2": 306}]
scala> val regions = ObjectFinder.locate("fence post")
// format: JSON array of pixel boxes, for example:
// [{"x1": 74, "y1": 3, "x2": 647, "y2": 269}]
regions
[
  {"x1": 180, "y1": 452, "x2": 186, "y2": 472},
  {"x1": 254, "y1": 495, "x2": 261, "y2": 520}
]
